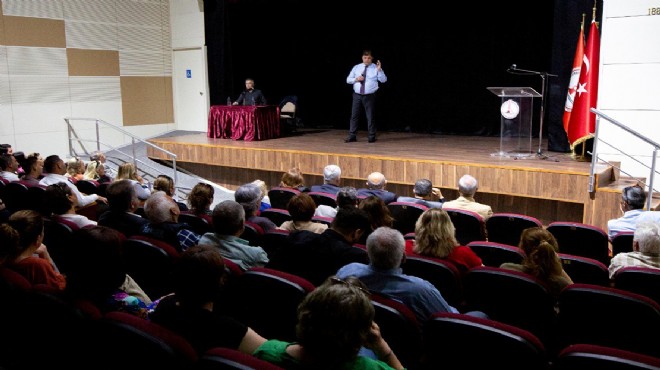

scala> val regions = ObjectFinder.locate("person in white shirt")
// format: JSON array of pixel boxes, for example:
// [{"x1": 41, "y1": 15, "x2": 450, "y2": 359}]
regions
[
  {"x1": 45, "y1": 182, "x2": 97, "y2": 229},
  {"x1": 0, "y1": 153, "x2": 20, "y2": 182},
  {"x1": 607, "y1": 185, "x2": 649, "y2": 239},
  {"x1": 39, "y1": 155, "x2": 107, "y2": 207}
]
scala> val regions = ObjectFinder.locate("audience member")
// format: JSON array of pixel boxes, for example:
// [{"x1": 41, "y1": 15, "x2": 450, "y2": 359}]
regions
[
  {"x1": 140, "y1": 191, "x2": 201, "y2": 252},
  {"x1": 97, "y1": 179, "x2": 150, "y2": 237},
  {"x1": 310, "y1": 164, "x2": 342, "y2": 195},
  {"x1": 267, "y1": 207, "x2": 370, "y2": 286},
  {"x1": 0, "y1": 198, "x2": 9, "y2": 223},
  {"x1": 442, "y1": 174, "x2": 493, "y2": 220},
  {"x1": 150, "y1": 244, "x2": 267, "y2": 355},
  {"x1": 82, "y1": 160, "x2": 104, "y2": 182},
  {"x1": 153, "y1": 174, "x2": 188, "y2": 211},
  {"x1": 278, "y1": 193, "x2": 328, "y2": 233},
  {"x1": 358, "y1": 195, "x2": 394, "y2": 244},
  {"x1": 235, "y1": 182, "x2": 277, "y2": 233},
  {"x1": 609, "y1": 220, "x2": 660, "y2": 278},
  {"x1": 198, "y1": 200, "x2": 269, "y2": 271},
  {"x1": 40, "y1": 155, "x2": 107, "y2": 207},
  {"x1": 66, "y1": 157, "x2": 86, "y2": 182},
  {"x1": 90, "y1": 150, "x2": 116, "y2": 180},
  {"x1": 314, "y1": 186, "x2": 359, "y2": 218},
  {"x1": 280, "y1": 167, "x2": 309, "y2": 192},
  {"x1": 253, "y1": 276, "x2": 404, "y2": 370},
  {"x1": 396, "y1": 178, "x2": 444, "y2": 208},
  {"x1": 115, "y1": 162, "x2": 151, "y2": 201},
  {"x1": 411, "y1": 208, "x2": 482, "y2": 274},
  {"x1": 0, "y1": 153, "x2": 20, "y2": 182},
  {"x1": 500, "y1": 227, "x2": 573, "y2": 300},
  {"x1": 357, "y1": 172, "x2": 398, "y2": 204},
  {"x1": 337, "y1": 227, "x2": 459, "y2": 322},
  {"x1": 0, "y1": 143, "x2": 13, "y2": 155},
  {"x1": 0, "y1": 210, "x2": 66, "y2": 290},
  {"x1": 12, "y1": 151, "x2": 26, "y2": 175},
  {"x1": 607, "y1": 184, "x2": 648, "y2": 239},
  {"x1": 187, "y1": 182, "x2": 215, "y2": 217},
  {"x1": 19, "y1": 155, "x2": 43, "y2": 186},
  {"x1": 45, "y1": 182, "x2": 97, "y2": 228},
  {"x1": 65, "y1": 226, "x2": 154, "y2": 318},
  {"x1": 252, "y1": 179, "x2": 272, "y2": 212}
]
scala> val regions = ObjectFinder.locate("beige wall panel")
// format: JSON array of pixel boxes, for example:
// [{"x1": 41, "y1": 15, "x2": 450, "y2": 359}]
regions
[
  {"x1": 0, "y1": 3, "x2": 6, "y2": 45},
  {"x1": 2, "y1": 16, "x2": 65, "y2": 47},
  {"x1": 121, "y1": 76, "x2": 174, "y2": 126},
  {"x1": 67, "y1": 49, "x2": 119, "y2": 76}
]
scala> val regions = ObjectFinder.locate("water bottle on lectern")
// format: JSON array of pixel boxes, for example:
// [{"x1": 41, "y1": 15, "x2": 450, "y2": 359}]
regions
[{"x1": 226, "y1": 97, "x2": 232, "y2": 106}]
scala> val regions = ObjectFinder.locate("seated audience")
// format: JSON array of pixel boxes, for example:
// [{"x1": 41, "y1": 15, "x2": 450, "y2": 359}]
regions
[
  {"x1": 609, "y1": 220, "x2": 660, "y2": 278},
  {"x1": 253, "y1": 276, "x2": 404, "y2": 370},
  {"x1": 153, "y1": 174, "x2": 188, "y2": 211},
  {"x1": 82, "y1": 160, "x2": 106, "y2": 183},
  {"x1": 45, "y1": 182, "x2": 97, "y2": 228},
  {"x1": 252, "y1": 179, "x2": 272, "y2": 212},
  {"x1": 98, "y1": 179, "x2": 150, "y2": 237},
  {"x1": 607, "y1": 184, "x2": 648, "y2": 238},
  {"x1": 267, "y1": 207, "x2": 370, "y2": 286},
  {"x1": 337, "y1": 226, "x2": 459, "y2": 322},
  {"x1": 396, "y1": 178, "x2": 444, "y2": 209},
  {"x1": 90, "y1": 150, "x2": 116, "y2": 180},
  {"x1": 150, "y1": 244, "x2": 267, "y2": 355},
  {"x1": 442, "y1": 174, "x2": 493, "y2": 220},
  {"x1": 410, "y1": 208, "x2": 482, "y2": 274},
  {"x1": 0, "y1": 210, "x2": 66, "y2": 290},
  {"x1": 358, "y1": 195, "x2": 394, "y2": 245},
  {"x1": 198, "y1": 200, "x2": 269, "y2": 271},
  {"x1": 235, "y1": 182, "x2": 277, "y2": 233},
  {"x1": 187, "y1": 182, "x2": 215, "y2": 218},
  {"x1": 66, "y1": 157, "x2": 86, "y2": 182},
  {"x1": 40, "y1": 155, "x2": 107, "y2": 207},
  {"x1": 280, "y1": 167, "x2": 310, "y2": 192},
  {"x1": 357, "y1": 172, "x2": 398, "y2": 204},
  {"x1": 0, "y1": 153, "x2": 20, "y2": 182},
  {"x1": 140, "y1": 191, "x2": 201, "y2": 252},
  {"x1": 115, "y1": 162, "x2": 151, "y2": 201},
  {"x1": 500, "y1": 227, "x2": 573, "y2": 300},
  {"x1": 314, "y1": 185, "x2": 359, "y2": 218},
  {"x1": 0, "y1": 143, "x2": 13, "y2": 155},
  {"x1": 19, "y1": 155, "x2": 44, "y2": 186},
  {"x1": 65, "y1": 226, "x2": 154, "y2": 318},
  {"x1": 310, "y1": 164, "x2": 342, "y2": 195},
  {"x1": 278, "y1": 193, "x2": 328, "y2": 233}
]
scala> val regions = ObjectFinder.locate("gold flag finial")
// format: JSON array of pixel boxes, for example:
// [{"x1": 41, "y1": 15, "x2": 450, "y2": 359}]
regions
[
  {"x1": 592, "y1": 1, "x2": 597, "y2": 23},
  {"x1": 581, "y1": 13, "x2": 586, "y2": 29}
]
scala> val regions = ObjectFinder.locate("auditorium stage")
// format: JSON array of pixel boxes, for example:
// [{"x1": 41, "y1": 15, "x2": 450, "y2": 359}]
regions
[{"x1": 147, "y1": 128, "x2": 621, "y2": 231}]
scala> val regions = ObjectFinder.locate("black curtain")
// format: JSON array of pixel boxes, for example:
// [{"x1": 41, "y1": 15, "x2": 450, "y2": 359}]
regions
[{"x1": 204, "y1": 0, "x2": 602, "y2": 152}]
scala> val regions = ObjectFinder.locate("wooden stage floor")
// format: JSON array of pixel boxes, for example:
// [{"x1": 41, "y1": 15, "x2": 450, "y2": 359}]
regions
[{"x1": 147, "y1": 128, "x2": 619, "y2": 231}]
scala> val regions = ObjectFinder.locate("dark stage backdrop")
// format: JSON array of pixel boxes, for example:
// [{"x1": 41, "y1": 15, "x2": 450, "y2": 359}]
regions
[{"x1": 204, "y1": 0, "x2": 602, "y2": 152}]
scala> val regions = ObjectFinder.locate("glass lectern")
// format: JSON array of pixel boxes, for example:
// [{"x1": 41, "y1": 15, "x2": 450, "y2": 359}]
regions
[{"x1": 487, "y1": 87, "x2": 541, "y2": 158}]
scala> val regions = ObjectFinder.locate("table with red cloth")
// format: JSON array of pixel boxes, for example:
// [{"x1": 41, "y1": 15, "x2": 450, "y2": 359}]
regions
[{"x1": 207, "y1": 105, "x2": 280, "y2": 141}]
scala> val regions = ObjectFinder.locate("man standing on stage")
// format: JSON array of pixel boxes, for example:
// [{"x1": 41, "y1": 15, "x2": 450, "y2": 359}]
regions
[{"x1": 345, "y1": 50, "x2": 387, "y2": 144}]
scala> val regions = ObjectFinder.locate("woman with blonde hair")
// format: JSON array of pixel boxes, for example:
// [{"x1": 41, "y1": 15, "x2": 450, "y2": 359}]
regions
[
  {"x1": 412, "y1": 208, "x2": 482, "y2": 274},
  {"x1": 115, "y1": 162, "x2": 151, "y2": 201},
  {"x1": 66, "y1": 157, "x2": 86, "y2": 182},
  {"x1": 83, "y1": 160, "x2": 111, "y2": 183},
  {"x1": 153, "y1": 174, "x2": 187, "y2": 211},
  {"x1": 500, "y1": 227, "x2": 573, "y2": 299}
]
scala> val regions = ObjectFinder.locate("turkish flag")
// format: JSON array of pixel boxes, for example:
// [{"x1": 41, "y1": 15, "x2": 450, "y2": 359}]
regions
[
  {"x1": 567, "y1": 19, "x2": 600, "y2": 150},
  {"x1": 563, "y1": 22, "x2": 585, "y2": 133}
]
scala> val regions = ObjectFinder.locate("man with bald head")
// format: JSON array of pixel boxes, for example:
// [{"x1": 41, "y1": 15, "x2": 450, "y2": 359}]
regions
[
  {"x1": 443, "y1": 174, "x2": 493, "y2": 220},
  {"x1": 357, "y1": 171, "x2": 398, "y2": 204}
]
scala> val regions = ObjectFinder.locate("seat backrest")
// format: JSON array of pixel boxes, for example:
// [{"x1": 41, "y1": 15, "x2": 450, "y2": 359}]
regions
[
  {"x1": 308, "y1": 191, "x2": 337, "y2": 208},
  {"x1": 259, "y1": 208, "x2": 292, "y2": 227},
  {"x1": 556, "y1": 283, "x2": 660, "y2": 358},
  {"x1": 422, "y1": 312, "x2": 548, "y2": 370},
  {"x1": 25, "y1": 185, "x2": 49, "y2": 216},
  {"x1": 240, "y1": 221, "x2": 265, "y2": 246},
  {"x1": 371, "y1": 293, "x2": 423, "y2": 370},
  {"x1": 198, "y1": 347, "x2": 285, "y2": 370},
  {"x1": 92, "y1": 311, "x2": 198, "y2": 368},
  {"x1": 122, "y1": 235, "x2": 180, "y2": 300},
  {"x1": 546, "y1": 221, "x2": 610, "y2": 265},
  {"x1": 558, "y1": 253, "x2": 610, "y2": 286},
  {"x1": 3, "y1": 181, "x2": 29, "y2": 213},
  {"x1": 218, "y1": 267, "x2": 315, "y2": 342},
  {"x1": 613, "y1": 266, "x2": 660, "y2": 304},
  {"x1": 42, "y1": 217, "x2": 77, "y2": 275},
  {"x1": 75, "y1": 179, "x2": 100, "y2": 195},
  {"x1": 260, "y1": 229, "x2": 290, "y2": 258},
  {"x1": 401, "y1": 254, "x2": 463, "y2": 308},
  {"x1": 387, "y1": 201, "x2": 428, "y2": 235},
  {"x1": 462, "y1": 266, "x2": 557, "y2": 344},
  {"x1": 553, "y1": 343, "x2": 660, "y2": 370},
  {"x1": 178, "y1": 212, "x2": 214, "y2": 235},
  {"x1": 311, "y1": 215, "x2": 333, "y2": 226},
  {"x1": 485, "y1": 212, "x2": 542, "y2": 247},
  {"x1": 444, "y1": 208, "x2": 487, "y2": 245},
  {"x1": 610, "y1": 231, "x2": 635, "y2": 257},
  {"x1": 267, "y1": 187, "x2": 300, "y2": 209},
  {"x1": 466, "y1": 240, "x2": 525, "y2": 267}
]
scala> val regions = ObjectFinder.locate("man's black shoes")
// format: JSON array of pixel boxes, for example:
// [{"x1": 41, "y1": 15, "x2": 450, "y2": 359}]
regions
[
  {"x1": 368, "y1": 138, "x2": 376, "y2": 143},
  {"x1": 344, "y1": 137, "x2": 357, "y2": 143}
]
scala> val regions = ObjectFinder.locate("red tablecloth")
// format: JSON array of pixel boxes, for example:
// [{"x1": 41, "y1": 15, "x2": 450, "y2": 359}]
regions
[{"x1": 207, "y1": 105, "x2": 280, "y2": 141}]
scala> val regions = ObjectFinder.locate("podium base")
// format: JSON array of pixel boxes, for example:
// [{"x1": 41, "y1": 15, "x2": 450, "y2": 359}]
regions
[{"x1": 490, "y1": 150, "x2": 535, "y2": 159}]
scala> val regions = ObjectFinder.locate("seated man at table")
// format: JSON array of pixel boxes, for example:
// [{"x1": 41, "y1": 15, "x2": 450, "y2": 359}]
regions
[{"x1": 232, "y1": 78, "x2": 267, "y2": 106}]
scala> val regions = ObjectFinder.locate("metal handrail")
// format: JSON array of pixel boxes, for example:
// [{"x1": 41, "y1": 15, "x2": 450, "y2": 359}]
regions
[
  {"x1": 63, "y1": 117, "x2": 178, "y2": 187},
  {"x1": 589, "y1": 108, "x2": 659, "y2": 210}
]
